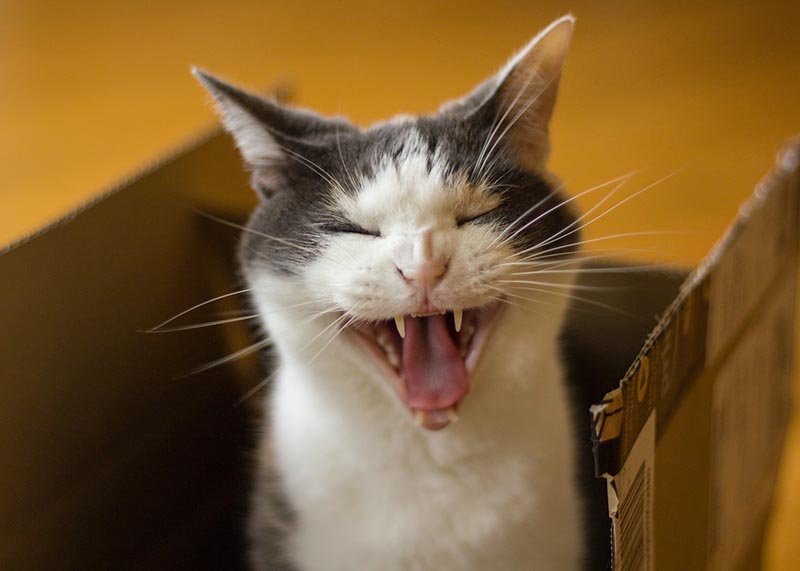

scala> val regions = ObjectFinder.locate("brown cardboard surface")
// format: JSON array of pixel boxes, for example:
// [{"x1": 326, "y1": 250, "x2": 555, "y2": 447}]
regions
[
  {"x1": 0, "y1": 134, "x2": 259, "y2": 569},
  {"x1": 708, "y1": 270, "x2": 796, "y2": 570},
  {"x1": 594, "y1": 140, "x2": 800, "y2": 571},
  {"x1": 654, "y1": 364, "x2": 713, "y2": 570},
  {"x1": 654, "y1": 270, "x2": 797, "y2": 571}
]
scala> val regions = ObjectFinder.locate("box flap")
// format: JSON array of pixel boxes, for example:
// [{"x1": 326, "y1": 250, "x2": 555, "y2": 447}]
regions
[
  {"x1": 592, "y1": 138, "x2": 800, "y2": 477},
  {"x1": 592, "y1": 137, "x2": 800, "y2": 570}
]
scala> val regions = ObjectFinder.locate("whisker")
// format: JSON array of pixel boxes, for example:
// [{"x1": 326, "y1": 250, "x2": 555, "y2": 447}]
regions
[
  {"x1": 151, "y1": 297, "x2": 329, "y2": 333},
  {"x1": 495, "y1": 171, "x2": 639, "y2": 250},
  {"x1": 531, "y1": 168, "x2": 685, "y2": 255},
  {"x1": 306, "y1": 312, "x2": 359, "y2": 366},
  {"x1": 505, "y1": 230, "x2": 685, "y2": 265},
  {"x1": 294, "y1": 294, "x2": 343, "y2": 324},
  {"x1": 278, "y1": 144, "x2": 349, "y2": 196},
  {"x1": 253, "y1": 298, "x2": 339, "y2": 322},
  {"x1": 487, "y1": 294, "x2": 549, "y2": 317},
  {"x1": 300, "y1": 311, "x2": 350, "y2": 352},
  {"x1": 498, "y1": 279, "x2": 618, "y2": 292},
  {"x1": 299, "y1": 306, "x2": 343, "y2": 326},
  {"x1": 487, "y1": 182, "x2": 565, "y2": 249},
  {"x1": 529, "y1": 170, "x2": 638, "y2": 253},
  {"x1": 216, "y1": 308, "x2": 260, "y2": 317},
  {"x1": 495, "y1": 248, "x2": 658, "y2": 274},
  {"x1": 192, "y1": 209, "x2": 318, "y2": 255},
  {"x1": 148, "y1": 288, "x2": 252, "y2": 332},
  {"x1": 509, "y1": 264, "x2": 670, "y2": 276},
  {"x1": 486, "y1": 287, "x2": 566, "y2": 314},
  {"x1": 234, "y1": 369, "x2": 280, "y2": 408},
  {"x1": 148, "y1": 314, "x2": 259, "y2": 333},
  {"x1": 488, "y1": 284, "x2": 645, "y2": 322},
  {"x1": 175, "y1": 337, "x2": 271, "y2": 378},
  {"x1": 527, "y1": 247, "x2": 657, "y2": 262},
  {"x1": 504, "y1": 250, "x2": 648, "y2": 273}
]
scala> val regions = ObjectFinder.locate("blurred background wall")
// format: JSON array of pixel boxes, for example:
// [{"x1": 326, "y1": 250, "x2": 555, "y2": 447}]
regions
[{"x1": 2, "y1": 0, "x2": 798, "y2": 568}]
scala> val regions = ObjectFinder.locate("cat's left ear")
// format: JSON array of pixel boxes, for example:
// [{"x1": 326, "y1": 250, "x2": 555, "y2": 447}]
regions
[{"x1": 451, "y1": 15, "x2": 574, "y2": 171}]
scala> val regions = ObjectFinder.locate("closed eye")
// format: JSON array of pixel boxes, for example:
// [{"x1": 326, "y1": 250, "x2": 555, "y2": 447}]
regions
[
  {"x1": 456, "y1": 208, "x2": 498, "y2": 227},
  {"x1": 325, "y1": 222, "x2": 381, "y2": 237}
]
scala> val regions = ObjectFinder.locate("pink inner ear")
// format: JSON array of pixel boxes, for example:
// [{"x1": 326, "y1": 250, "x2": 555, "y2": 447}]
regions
[{"x1": 489, "y1": 16, "x2": 574, "y2": 171}]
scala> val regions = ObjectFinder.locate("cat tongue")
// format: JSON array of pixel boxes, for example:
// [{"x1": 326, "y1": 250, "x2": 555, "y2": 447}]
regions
[{"x1": 402, "y1": 314, "x2": 469, "y2": 411}]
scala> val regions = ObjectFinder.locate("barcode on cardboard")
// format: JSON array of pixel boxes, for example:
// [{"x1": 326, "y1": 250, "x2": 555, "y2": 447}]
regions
[
  {"x1": 618, "y1": 464, "x2": 650, "y2": 571},
  {"x1": 609, "y1": 412, "x2": 655, "y2": 571}
]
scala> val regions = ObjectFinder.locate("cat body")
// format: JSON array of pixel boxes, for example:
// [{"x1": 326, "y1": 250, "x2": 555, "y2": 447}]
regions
[
  {"x1": 196, "y1": 15, "x2": 591, "y2": 570},
  {"x1": 245, "y1": 176, "x2": 583, "y2": 569}
]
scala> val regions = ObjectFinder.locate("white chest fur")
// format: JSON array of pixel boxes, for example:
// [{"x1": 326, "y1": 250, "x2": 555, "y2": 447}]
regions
[{"x1": 257, "y1": 308, "x2": 585, "y2": 571}]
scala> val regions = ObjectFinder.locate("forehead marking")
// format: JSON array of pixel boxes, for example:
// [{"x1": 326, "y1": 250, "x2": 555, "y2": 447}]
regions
[{"x1": 333, "y1": 130, "x2": 499, "y2": 230}]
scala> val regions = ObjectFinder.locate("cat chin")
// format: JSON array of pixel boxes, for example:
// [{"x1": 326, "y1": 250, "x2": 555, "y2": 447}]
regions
[{"x1": 344, "y1": 301, "x2": 504, "y2": 430}]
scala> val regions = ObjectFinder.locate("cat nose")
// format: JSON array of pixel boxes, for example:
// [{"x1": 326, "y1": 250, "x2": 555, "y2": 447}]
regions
[
  {"x1": 396, "y1": 230, "x2": 448, "y2": 289},
  {"x1": 398, "y1": 258, "x2": 448, "y2": 288}
]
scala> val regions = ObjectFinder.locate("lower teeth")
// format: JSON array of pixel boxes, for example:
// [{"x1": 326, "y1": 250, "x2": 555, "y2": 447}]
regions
[
  {"x1": 377, "y1": 334, "x2": 400, "y2": 369},
  {"x1": 460, "y1": 325, "x2": 476, "y2": 356},
  {"x1": 386, "y1": 348, "x2": 399, "y2": 369},
  {"x1": 414, "y1": 407, "x2": 459, "y2": 428}
]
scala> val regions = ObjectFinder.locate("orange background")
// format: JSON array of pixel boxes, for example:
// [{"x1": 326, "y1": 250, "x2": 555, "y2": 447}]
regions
[{"x1": 3, "y1": 1, "x2": 799, "y2": 567}]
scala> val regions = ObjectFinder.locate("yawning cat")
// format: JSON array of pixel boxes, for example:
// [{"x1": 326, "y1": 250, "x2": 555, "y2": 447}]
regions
[{"x1": 195, "y1": 15, "x2": 593, "y2": 570}]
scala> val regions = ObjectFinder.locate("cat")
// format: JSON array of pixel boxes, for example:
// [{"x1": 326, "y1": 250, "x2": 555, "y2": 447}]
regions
[{"x1": 194, "y1": 15, "x2": 600, "y2": 571}]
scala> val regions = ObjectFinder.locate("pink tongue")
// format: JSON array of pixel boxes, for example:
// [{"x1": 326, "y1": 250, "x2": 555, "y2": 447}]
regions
[{"x1": 402, "y1": 314, "x2": 469, "y2": 411}]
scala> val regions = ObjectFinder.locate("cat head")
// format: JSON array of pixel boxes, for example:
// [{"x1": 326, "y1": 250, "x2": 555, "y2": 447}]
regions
[{"x1": 195, "y1": 16, "x2": 579, "y2": 430}]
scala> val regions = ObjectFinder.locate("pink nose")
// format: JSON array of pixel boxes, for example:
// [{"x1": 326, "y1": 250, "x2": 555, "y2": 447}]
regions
[
  {"x1": 397, "y1": 229, "x2": 448, "y2": 289},
  {"x1": 398, "y1": 258, "x2": 447, "y2": 288}
]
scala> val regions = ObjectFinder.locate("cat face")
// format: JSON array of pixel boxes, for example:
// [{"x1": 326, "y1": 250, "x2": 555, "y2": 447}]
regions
[{"x1": 196, "y1": 16, "x2": 578, "y2": 430}]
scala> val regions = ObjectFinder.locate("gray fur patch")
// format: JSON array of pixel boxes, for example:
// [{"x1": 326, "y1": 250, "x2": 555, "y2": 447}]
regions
[{"x1": 239, "y1": 107, "x2": 577, "y2": 275}]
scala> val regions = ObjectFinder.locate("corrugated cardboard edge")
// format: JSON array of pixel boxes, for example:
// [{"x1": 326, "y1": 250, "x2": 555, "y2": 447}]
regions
[
  {"x1": 0, "y1": 125, "x2": 222, "y2": 257},
  {"x1": 1, "y1": 80, "x2": 296, "y2": 257},
  {"x1": 591, "y1": 136, "x2": 800, "y2": 478},
  {"x1": 0, "y1": 126, "x2": 223, "y2": 256}
]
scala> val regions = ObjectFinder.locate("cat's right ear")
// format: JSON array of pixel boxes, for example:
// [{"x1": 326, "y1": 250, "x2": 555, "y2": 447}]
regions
[
  {"x1": 192, "y1": 68, "x2": 353, "y2": 197},
  {"x1": 192, "y1": 69, "x2": 291, "y2": 170}
]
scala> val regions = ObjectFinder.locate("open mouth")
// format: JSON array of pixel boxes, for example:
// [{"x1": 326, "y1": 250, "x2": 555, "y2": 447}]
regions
[{"x1": 348, "y1": 303, "x2": 503, "y2": 431}]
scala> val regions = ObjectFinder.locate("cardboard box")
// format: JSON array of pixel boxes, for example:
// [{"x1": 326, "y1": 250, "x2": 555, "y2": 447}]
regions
[
  {"x1": 588, "y1": 139, "x2": 800, "y2": 571},
  {"x1": 1, "y1": 130, "x2": 797, "y2": 570}
]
